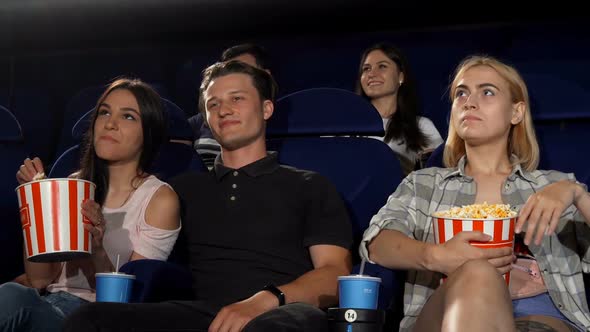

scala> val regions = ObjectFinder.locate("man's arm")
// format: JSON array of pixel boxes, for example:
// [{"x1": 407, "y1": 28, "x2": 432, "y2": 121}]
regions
[
  {"x1": 278, "y1": 244, "x2": 351, "y2": 308},
  {"x1": 208, "y1": 244, "x2": 351, "y2": 332}
]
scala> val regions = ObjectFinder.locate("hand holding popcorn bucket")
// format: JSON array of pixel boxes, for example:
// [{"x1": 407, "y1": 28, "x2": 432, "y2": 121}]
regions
[
  {"x1": 15, "y1": 177, "x2": 96, "y2": 262},
  {"x1": 432, "y1": 203, "x2": 517, "y2": 285}
]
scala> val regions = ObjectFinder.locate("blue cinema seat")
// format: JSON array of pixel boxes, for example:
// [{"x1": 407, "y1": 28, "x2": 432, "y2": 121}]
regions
[
  {"x1": 54, "y1": 86, "x2": 104, "y2": 159},
  {"x1": 0, "y1": 106, "x2": 29, "y2": 283},
  {"x1": 522, "y1": 72, "x2": 590, "y2": 178},
  {"x1": 10, "y1": 88, "x2": 57, "y2": 164},
  {"x1": 535, "y1": 121, "x2": 590, "y2": 178},
  {"x1": 118, "y1": 258, "x2": 195, "y2": 303},
  {"x1": 267, "y1": 88, "x2": 406, "y2": 314},
  {"x1": 425, "y1": 143, "x2": 445, "y2": 168},
  {"x1": 582, "y1": 171, "x2": 590, "y2": 190}
]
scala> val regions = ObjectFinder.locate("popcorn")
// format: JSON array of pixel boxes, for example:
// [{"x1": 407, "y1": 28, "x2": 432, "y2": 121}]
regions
[
  {"x1": 32, "y1": 172, "x2": 46, "y2": 181},
  {"x1": 433, "y1": 202, "x2": 517, "y2": 219}
]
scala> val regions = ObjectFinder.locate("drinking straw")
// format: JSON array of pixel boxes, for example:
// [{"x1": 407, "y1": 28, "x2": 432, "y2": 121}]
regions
[{"x1": 359, "y1": 259, "x2": 366, "y2": 275}]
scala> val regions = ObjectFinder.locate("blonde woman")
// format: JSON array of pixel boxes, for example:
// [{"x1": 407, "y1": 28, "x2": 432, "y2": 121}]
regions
[{"x1": 360, "y1": 56, "x2": 590, "y2": 331}]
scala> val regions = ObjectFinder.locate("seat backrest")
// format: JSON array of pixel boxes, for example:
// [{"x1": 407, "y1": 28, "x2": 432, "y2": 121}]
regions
[
  {"x1": 268, "y1": 88, "x2": 405, "y2": 310},
  {"x1": 267, "y1": 137, "x2": 401, "y2": 246},
  {"x1": 523, "y1": 73, "x2": 590, "y2": 121},
  {"x1": 10, "y1": 88, "x2": 58, "y2": 163},
  {"x1": 425, "y1": 143, "x2": 445, "y2": 168},
  {"x1": 535, "y1": 121, "x2": 590, "y2": 178},
  {"x1": 0, "y1": 106, "x2": 28, "y2": 283},
  {"x1": 267, "y1": 87, "x2": 384, "y2": 137},
  {"x1": 48, "y1": 145, "x2": 81, "y2": 178},
  {"x1": 0, "y1": 105, "x2": 24, "y2": 142},
  {"x1": 162, "y1": 99, "x2": 194, "y2": 141},
  {"x1": 582, "y1": 171, "x2": 590, "y2": 189},
  {"x1": 55, "y1": 86, "x2": 105, "y2": 158},
  {"x1": 148, "y1": 142, "x2": 206, "y2": 181}
]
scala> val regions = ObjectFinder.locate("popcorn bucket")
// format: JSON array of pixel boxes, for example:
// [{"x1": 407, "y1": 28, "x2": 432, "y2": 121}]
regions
[
  {"x1": 15, "y1": 178, "x2": 96, "y2": 262},
  {"x1": 432, "y1": 215, "x2": 516, "y2": 285}
]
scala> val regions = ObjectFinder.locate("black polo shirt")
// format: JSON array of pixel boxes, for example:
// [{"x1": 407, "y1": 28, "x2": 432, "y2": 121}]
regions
[{"x1": 169, "y1": 152, "x2": 352, "y2": 305}]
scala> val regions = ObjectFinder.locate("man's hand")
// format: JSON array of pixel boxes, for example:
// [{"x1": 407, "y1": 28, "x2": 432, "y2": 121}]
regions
[
  {"x1": 429, "y1": 231, "x2": 514, "y2": 276},
  {"x1": 208, "y1": 289, "x2": 279, "y2": 332}
]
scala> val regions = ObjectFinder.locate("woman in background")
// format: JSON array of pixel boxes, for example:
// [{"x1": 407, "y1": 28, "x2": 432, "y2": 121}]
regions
[{"x1": 356, "y1": 42, "x2": 443, "y2": 175}]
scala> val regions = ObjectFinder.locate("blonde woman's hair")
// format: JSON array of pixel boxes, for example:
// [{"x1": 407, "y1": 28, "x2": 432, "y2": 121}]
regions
[{"x1": 443, "y1": 55, "x2": 539, "y2": 172}]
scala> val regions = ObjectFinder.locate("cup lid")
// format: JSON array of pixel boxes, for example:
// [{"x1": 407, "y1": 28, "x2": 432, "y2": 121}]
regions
[
  {"x1": 95, "y1": 272, "x2": 136, "y2": 279},
  {"x1": 338, "y1": 274, "x2": 381, "y2": 282}
]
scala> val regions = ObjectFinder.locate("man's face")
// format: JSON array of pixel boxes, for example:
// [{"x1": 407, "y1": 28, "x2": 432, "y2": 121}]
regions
[{"x1": 203, "y1": 73, "x2": 273, "y2": 151}]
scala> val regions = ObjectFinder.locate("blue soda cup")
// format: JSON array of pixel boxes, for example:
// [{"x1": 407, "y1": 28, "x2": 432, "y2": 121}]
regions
[
  {"x1": 95, "y1": 272, "x2": 135, "y2": 303},
  {"x1": 338, "y1": 275, "x2": 381, "y2": 309}
]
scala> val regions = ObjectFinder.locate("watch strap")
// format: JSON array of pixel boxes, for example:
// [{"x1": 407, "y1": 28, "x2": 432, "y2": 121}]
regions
[{"x1": 262, "y1": 283, "x2": 285, "y2": 306}]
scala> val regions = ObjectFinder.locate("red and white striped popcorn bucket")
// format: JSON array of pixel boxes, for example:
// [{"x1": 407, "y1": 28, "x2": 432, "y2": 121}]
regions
[
  {"x1": 432, "y1": 215, "x2": 516, "y2": 285},
  {"x1": 15, "y1": 178, "x2": 96, "y2": 262}
]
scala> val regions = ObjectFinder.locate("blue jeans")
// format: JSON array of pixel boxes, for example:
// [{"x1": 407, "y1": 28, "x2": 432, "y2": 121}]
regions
[
  {"x1": 0, "y1": 282, "x2": 88, "y2": 332},
  {"x1": 513, "y1": 292, "x2": 583, "y2": 331}
]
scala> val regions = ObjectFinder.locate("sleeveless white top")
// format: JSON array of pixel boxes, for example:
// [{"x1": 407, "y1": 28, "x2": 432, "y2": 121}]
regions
[{"x1": 46, "y1": 175, "x2": 181, "y2": 302}]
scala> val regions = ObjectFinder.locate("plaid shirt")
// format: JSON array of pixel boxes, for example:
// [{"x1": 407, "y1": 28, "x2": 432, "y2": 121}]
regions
[{"x1": 360, "y1": 156, "x2": 590, "y2": 331}]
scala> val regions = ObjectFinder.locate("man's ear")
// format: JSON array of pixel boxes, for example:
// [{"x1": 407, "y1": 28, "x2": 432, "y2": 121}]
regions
[
  {"x1": 511, "y1": 101, "x2": 525, "y2": 125},
  {"x1": 262, "y1": 100, "x2": 274, "y2": 120}
]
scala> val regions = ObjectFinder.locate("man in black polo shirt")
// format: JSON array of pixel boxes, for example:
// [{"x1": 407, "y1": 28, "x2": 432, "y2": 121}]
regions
[{"x1": 64, "y1": 60, "x2": 353, "y2": 332}]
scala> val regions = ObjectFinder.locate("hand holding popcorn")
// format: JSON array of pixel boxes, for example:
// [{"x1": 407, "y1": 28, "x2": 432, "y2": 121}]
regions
[{"x1": 16, "y1": 157, "x2": 46, "y2": 185}]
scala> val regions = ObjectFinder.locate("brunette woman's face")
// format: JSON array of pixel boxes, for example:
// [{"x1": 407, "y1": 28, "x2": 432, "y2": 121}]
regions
[
  {"x1": 93, "y1": 88, "x2": 144, "y2": 164},
  {"x1": 360, "y1": 50, "x2": 404, "y2": 99}
]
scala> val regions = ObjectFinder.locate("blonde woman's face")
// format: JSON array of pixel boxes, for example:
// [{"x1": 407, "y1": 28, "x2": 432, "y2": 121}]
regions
[{"x1": 451, "y1": 65, "x2": 523, "y2": 145}]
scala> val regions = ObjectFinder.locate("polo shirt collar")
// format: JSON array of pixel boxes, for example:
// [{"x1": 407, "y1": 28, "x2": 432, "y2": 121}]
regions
[{"x1": 213, "y1": 151, "x2": 280, "y2": 181}]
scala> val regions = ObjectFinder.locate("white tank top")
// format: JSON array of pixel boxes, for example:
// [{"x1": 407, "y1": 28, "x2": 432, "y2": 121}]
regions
[{"x1": 46, "y1": 175, "x2": 181, "y2": 302}]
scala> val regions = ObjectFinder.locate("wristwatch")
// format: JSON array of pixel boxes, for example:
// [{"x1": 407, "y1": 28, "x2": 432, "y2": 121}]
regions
[{"x1": 262, "y1": 284, "x2": 285, "y2": 306}]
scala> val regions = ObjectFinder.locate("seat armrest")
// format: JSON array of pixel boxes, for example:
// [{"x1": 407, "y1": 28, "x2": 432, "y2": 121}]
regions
[{"x1": 119, "y1": 259, "x2": 194, "y2": 303}]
